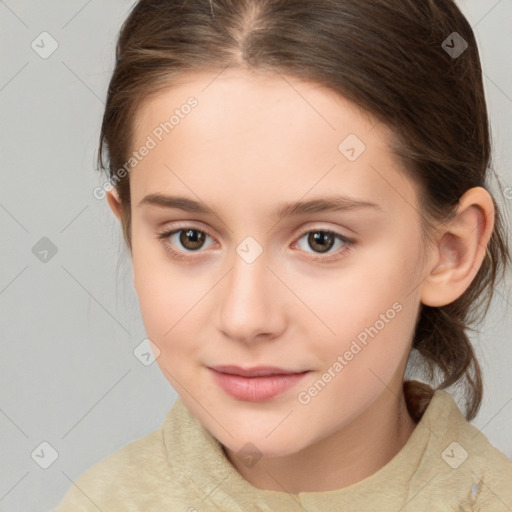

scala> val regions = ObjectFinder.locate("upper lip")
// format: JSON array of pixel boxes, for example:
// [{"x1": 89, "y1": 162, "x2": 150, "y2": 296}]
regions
[{"x1": 209, "y1": 365, "x2": 308, "y2": 377}]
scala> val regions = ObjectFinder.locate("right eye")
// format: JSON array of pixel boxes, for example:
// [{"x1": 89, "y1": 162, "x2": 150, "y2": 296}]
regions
[{"x1": 156, "y1": 226, "x2": 217, "y2": 259}]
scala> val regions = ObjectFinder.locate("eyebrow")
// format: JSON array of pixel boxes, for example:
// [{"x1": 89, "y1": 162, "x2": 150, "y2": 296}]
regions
[{"x1": 137, "y1": 193, "x2": 382, "y2": 220}]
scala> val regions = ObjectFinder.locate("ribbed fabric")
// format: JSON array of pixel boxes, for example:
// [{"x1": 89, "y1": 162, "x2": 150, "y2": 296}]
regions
[{"x1": 55, "y1": 387, "x2": 512, "y2": 511}]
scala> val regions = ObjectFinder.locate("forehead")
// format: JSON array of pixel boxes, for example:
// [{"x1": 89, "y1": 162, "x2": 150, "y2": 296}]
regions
[
  {"x1": 134, "y1": 67, "x2": 385, "y2": 148},
  {"x1": 129, "y1": 68, "x2": 418, "y2": 217}
]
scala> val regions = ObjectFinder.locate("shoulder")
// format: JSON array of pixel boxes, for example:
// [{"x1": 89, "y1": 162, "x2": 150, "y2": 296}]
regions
[
  {"x1": 54, "y1": 407, "x2": 188, "y2": 511},
  {"x1": 455, "y1": 410, "x2": 512, "y2": 510},
  {"x1": 418, "y1": 387, "x2": 512, "y2": 510}
]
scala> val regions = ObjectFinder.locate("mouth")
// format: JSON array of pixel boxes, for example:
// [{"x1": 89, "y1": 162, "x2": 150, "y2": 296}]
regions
[
  {"x1": 209, "y1": 365, "x2": 307, "y2": 377},
  {"x1": 207, "y1": 365, "x2": 310, "y2": 402}
]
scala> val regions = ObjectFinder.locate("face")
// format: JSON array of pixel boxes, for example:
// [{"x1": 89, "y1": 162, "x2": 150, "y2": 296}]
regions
[{"x1": 120, "y1": 68, "x2": 430, "y2": 458}]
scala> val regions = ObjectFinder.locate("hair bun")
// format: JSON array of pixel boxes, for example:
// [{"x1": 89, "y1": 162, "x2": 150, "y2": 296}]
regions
[{"x1": 404, "y1": 379, "x2": 435, "y2": 422}]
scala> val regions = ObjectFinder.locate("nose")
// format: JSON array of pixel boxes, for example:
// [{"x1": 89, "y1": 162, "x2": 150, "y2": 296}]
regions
[{"x1": 218, "y1": 248, "x2": 287, "y2": 344}]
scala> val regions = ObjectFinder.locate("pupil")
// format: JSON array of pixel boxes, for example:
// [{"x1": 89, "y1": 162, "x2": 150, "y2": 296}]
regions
[
  {"x1": 180, "y1": 229, "x2": 205, "y2": 250},
  {"x1": 309, "y1": 231, "x2": 334, "y2": 253}
]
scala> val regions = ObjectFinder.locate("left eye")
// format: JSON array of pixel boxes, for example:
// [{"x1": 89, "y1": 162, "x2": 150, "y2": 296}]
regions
[{"x1": 294, "y1": 229, "x2": 352, "y2": 256}]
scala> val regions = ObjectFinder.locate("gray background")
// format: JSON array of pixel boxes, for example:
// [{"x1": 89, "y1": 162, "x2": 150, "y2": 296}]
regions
[{"x1": 1, "y1": 1, "x2": 511, "y2": 510}]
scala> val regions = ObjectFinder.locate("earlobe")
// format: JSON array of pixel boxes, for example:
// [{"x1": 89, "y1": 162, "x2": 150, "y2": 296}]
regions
[
  {"x1": 420, "y1": 187, "x2": 494, "y2": 307},
  {"x1": 106, "y1": 188, "x2": 123, "y2": 222}
]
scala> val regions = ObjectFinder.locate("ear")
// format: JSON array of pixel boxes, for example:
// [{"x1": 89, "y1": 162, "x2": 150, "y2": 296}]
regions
[
  {"x1": 420, "y1": 187, "x2": 495, "y2": 307},
  {"x1": 106, "y1": 188, "x2": 123, "y2": 222}
]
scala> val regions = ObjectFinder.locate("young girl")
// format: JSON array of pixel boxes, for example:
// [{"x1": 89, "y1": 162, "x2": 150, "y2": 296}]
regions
[{"x1": 55, "y1": 0, "x2": 512, "y2": 510}]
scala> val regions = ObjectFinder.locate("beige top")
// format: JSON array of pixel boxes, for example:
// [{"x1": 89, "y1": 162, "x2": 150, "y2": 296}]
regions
[{"x1": 55, "y1": 388, "x2": 512, "y2": 511}]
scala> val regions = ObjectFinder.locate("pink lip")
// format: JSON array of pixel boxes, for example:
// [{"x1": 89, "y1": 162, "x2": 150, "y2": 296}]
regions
[
  {"x1": 208, "y1": 366, "x2": 310, "y2": 402},
  {"x1": 210, "y1": 365, "x2": 305, "y2": 377}
]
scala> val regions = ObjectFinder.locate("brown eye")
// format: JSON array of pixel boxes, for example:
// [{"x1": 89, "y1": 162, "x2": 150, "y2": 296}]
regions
[
  {"x1": 293, "y1": 228, "x2": 355, "y2": 262},
  {"x1": 157, "y1": 227, "x2": 214, "y2": 255},
  {"x1": 178, "y1": 229, "x2": 206, "y2": 251},
  {"x1": 306, "y1": 231, "x2": 336, "y2": 253}
]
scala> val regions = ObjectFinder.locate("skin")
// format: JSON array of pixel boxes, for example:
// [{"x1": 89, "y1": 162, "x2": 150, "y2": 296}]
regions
[{"x1": 106, "y1": 67, "x2": 494, "y2": 493}]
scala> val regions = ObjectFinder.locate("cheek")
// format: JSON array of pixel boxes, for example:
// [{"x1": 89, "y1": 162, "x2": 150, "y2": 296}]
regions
[
  {"x1": 133, "y1": 265, "x2": 203, "y2": 388},
  {"x1": 307, "y1": 232, "x2": 423, "y2": 381},
  {"x1": 313, "y1": 252, "x2": 419, "y2": 342},
  {"x1": 132, "y1": 236, "x2": 220, "y2": 375},
  {"x1": 132, "y1": 240, "x2": 189, "y2": 344},
  {"x1": 298, "y1": 296, "x2": 417, "y2": 427}
]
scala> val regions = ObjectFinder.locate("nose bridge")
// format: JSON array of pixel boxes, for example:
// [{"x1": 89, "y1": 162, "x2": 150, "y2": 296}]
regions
[
  {"x1": 225, "y1": 242, "x2": 270, "y2": 314},
  {"x1": 218, "y1": 238, "x2": 283, "y2": 342}
]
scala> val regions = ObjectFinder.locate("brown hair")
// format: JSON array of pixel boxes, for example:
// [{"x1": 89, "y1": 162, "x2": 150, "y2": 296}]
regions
[{"x1": 98, "y1": 0, "x2": 510, "y2": 421}]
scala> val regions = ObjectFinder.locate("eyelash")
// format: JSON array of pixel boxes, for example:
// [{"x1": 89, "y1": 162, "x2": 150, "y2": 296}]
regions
[{"x1": 156, "y1": 224, "x2": 356, "y2": 263}]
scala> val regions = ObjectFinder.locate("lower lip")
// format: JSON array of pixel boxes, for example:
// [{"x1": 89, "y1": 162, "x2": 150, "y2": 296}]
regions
[{"x1": 209, "y1": 368, "x2": 309, "y2": 402}]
